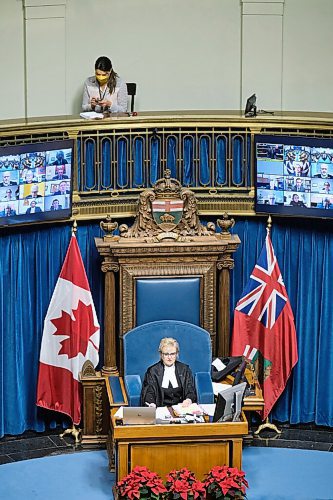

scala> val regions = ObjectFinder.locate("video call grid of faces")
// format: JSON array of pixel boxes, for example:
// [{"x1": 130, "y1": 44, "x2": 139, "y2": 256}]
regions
[
  {"x1": 0, "y1": 148, "x2": 72, "y2": 218},
  {"x1": 256, "y1": 143, "x2": 333, "y2": 210}
]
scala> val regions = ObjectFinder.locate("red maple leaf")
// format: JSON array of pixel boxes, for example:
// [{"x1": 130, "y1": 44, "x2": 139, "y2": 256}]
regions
[{"x1": 51, "y1": 300, "x2": 99, "y2": 359}]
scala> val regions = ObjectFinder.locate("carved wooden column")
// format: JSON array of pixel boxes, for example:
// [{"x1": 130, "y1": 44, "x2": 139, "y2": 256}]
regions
[
  {"x1": 99, "y1": 216, "x2": 120, "y2": 376},
  {"x1": 217, "y1": 254, "x2": 235, "y2": 357},
  {"x1": 216, "y1": 214, "x2": 237, "y2": 358},
  {"x1": 101, "y1": 258, "x2": 119, "y2": 376},
  {"x1": 80, "y1": 361, "x2": 110, "y2": 448}
]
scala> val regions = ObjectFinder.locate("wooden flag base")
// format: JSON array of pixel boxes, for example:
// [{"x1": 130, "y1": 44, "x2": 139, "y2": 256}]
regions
[
  {"x1": 254, "y1": 418, "x2": 281, "y2": 435},
  {"x1": 60, "y1": 426, "x2": 82, "y2": 444}
]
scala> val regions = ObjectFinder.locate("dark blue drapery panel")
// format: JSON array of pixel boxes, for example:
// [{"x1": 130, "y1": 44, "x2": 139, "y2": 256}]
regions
[
  {"x1": 133, "y1": 138, "x2": 144, "y2": 187},
  {"x1": 199, "y1": 136, "x2": 210, "y2": 185},
  {"x1": 232, "y1": 136, "x2": 243, "y2": 185},
  {"x1": 150, "y1": 137, "x2": 160, "y2": 185},
  {"x1": 101, "y1": 139, "x2": 112, "y2": 189},
  {"x1": 216, "y1": 136, "x2": 227, "y2": 185},
  {"x1": 183, "y1": 136, "x2": 194, "y2": 186},
  {"x1": 0, "y1": 223, "x2": 104, "y2": 437},
  {"x1": 166, "y1": 136, "x2": 177, "y2": 179},
  {"x1": 230, "y1": 218, "x2": 333, "y2": 426},
  {"x1": 117, "y1": 139, "x2": 127, "y2": 188},
  {"x1": 77, "y1": 139, "x2": 81, "y2": 189},
  {"x1": 246, "y1": 136, "x2": 251, "y2": 186},
  {"x1": 84, "y1": 140, "x2": 96, "y2": 190}
]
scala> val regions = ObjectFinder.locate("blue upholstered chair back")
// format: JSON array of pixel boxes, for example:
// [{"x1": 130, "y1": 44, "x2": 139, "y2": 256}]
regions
[{"x1": 123, "y1": 320, "x2": 214, "y2": 405}]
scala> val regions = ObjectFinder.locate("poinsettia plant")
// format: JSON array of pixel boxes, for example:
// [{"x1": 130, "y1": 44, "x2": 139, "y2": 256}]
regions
[
  {"x1": 164, "y1": 468, "x2": 206, "y2": 500},
  {"x1": 114, "y1": 466, "x2": 167, "y2": 500},
  {"x1": 203, "y1": 465, "x2": 248, "y2": 499}
]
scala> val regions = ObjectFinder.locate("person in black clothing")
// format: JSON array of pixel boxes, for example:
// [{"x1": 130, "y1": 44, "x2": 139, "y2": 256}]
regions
[
  {"x1": 52, "y1": 151, "x2": 68, "y2": 166},
  {"x1": 140, "y1": 337, "x2": 197, "y2": 408},
  {"x1": 290, "y1": 193, "x2": 306, "y2": 207},
  {"x1": 52, "y1": 165, "x2": 69, "y2": 180}
]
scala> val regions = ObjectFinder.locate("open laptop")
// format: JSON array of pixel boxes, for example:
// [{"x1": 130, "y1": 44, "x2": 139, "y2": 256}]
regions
[{"x1": 122, "y1": 406, "x2": 156, "y2": 425}]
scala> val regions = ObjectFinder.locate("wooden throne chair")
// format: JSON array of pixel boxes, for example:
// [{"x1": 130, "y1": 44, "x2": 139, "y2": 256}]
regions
[{"x1": 80, "y1": 169, "x2": 240, "y2": 447}]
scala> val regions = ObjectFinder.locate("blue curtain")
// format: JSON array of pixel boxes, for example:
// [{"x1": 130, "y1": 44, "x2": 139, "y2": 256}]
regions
[
  {"x1": 183, "y1": 136, "x2": 194, "y2": 186},
  {"x1": 230, "y1": 217, "x2": 333, "y2": 426},
  {"x1": 199, "y1": 136, "x2": 210, "y2": 185},
  {"x1": 232, "y1": 136, "x2": 243, "y2": 185},
  {"x1": 133, "y1": 138, "x2": 144, "y2": 187},
  {"x1": 0, "y1": 223, "x2": 104, "y2": 437},
  {"x1": 1, "y1": 216, "x2": 333, "y2": 437},
  {"x1": 117, "y1": 139, "x2": 127, "y2": 188},
  {"x1": 101, "y1": 139, "x2": 112, "y2": 189},
  {"x1": 216, "y1": 136, "x2": 227, "y2": 185},
  {"x1": 166, "y1": 137, "x2": 177, "y2": 179}
]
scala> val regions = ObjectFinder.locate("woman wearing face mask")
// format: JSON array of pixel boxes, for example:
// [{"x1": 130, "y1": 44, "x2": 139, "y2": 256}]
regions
[{"x1": 82, "y1": 56, "x2": 128, "y2": 113}]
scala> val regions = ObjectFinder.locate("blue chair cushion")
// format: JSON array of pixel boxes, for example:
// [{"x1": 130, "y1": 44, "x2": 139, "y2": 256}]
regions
[
  {"x1": 136, "y1": 278, "x2": 200, "y2": 326},
  {"x1": 108, "y1": 376, "x2": 126, "y2": 405},
  {"x1": 195, "y1": 372, "x2": 214, "y2": 404},
  {"x1": 124, "y1": 374, "x2": 142, "y2": 407}
]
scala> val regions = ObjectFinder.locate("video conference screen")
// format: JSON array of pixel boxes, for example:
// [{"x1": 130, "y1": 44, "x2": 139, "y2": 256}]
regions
[
  {"x1": 0, "y1": 139, "x2": 73, "y2": 227},
  {"x1": 255, "y1": 135, "x2": 333, "y2": 218}
]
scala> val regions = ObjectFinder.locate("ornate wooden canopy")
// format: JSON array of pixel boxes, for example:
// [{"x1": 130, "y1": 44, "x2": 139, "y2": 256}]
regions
[{"x1": 95, "y1": 170, "x2": 241, "y2": 376}]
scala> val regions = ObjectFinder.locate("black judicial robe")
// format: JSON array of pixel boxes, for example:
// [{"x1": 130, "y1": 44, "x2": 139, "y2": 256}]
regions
[{"x1": 140, "y1": 360, "x2": 197, "y2": 407}]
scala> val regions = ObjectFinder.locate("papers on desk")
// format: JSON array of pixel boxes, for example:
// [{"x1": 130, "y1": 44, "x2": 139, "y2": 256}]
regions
[
  {"x1": 156, "y1": 407, "x2": 172, "y2": 420},
  {"x1": 80, "y1": 111, "x2": 104, "y2": 120},
  {"x1": 212, "y1": 382, "x2": 231, "y2": 396},
  {"x1": 114, "y1": 406, "x2": 124, "y2": 418},
  {"x1": 200, "y1": 404, "x2": 216, "y2": 417},
  {"x1": 172, "y1": 403, "x2": 203, "y2": 416},
  {"x1": 212, "y1": 358, "x2": 227, "y2": 371}
]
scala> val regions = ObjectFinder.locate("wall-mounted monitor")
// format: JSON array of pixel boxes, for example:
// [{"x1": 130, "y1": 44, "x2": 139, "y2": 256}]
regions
[
  {"x1": 254, "y1": 135, "x2": 333, "y2": 218},
  {"x1": 0, "y1": 139, "x2": 73, "y2": 227}
]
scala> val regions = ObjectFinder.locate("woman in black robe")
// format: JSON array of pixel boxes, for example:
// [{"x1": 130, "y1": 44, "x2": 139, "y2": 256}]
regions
[{"x1": 140, "y1": 337, "x2": 197, "y2": 407}]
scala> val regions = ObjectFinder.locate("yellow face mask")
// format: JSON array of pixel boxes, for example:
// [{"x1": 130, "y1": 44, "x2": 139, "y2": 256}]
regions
[{"x1": 95, "y1": 74, "x2": 109, "y2": 86}]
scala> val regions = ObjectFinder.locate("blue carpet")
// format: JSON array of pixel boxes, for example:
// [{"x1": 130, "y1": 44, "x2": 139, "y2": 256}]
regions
[
  {"x1": 0, "y1": 451, "x2": 114, "y2": 500},
  {"x1": 0, "y1": 448, "x2": 333, "y2": 499},
  {"x1": 243, "y1": 447, "x2": 333, "y2": 500}
]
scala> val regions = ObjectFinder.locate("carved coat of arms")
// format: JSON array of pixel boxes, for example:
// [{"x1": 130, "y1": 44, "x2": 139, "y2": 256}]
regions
[
  {"x1": 101, "y1": 169, "x2": 234, "y2": 243},
  {"x1": 151, "y1": 199, "x2": 184, "y2": 231}
]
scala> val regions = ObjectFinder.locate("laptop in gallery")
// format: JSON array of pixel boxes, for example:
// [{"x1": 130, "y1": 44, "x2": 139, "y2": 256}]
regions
[{"x1": 122, "y1": 406, "x2": 156, "y2": 425}]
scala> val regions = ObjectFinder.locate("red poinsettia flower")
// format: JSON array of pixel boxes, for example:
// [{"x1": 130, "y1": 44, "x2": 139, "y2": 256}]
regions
[
  {"x1": 203, "y1": 465, "x2": 248, "y2": 499},
  {"x1": 165, "y1": 469, "x2": 206, "y2": 500},
  {"x1": 115, "y1": 466, "x2": 167, "y2": 499}
]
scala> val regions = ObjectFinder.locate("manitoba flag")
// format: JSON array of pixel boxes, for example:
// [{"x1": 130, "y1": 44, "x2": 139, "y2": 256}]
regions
[
  {"x1": 231, "y1": 233, "x2": 298, "y2": 419},
  {"x1": 36, "y1": 234, "x2": 100, "y2": 424}
]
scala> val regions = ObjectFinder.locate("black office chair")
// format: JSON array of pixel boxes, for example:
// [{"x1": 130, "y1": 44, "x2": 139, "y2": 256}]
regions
[{"x1": 126, "y1": 83, "x2": 137, "y2": 113}]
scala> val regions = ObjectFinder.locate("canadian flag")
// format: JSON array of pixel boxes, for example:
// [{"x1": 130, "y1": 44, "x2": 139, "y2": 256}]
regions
[{"x1": 36, "y1": 234, "x2": 100, "y2": 425}]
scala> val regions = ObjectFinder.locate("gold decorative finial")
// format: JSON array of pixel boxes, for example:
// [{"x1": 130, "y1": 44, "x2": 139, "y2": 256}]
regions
[
  {"x1": 100, "y1": 214, "x2": 118, "y2": 240},
  {"x1": 72, "y1": 219, "x2": 77, "y2": 234},
  {"x1": 217, "y1": 212, "x2": 235, "y2": 238},
  {"x1": 266, "y1": 215, "x2": 272, "y2": 234}
]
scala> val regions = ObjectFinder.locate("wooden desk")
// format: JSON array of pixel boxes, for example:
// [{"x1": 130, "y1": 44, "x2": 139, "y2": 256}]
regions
[{"x1": 111, "y1": 409, "x2": 248, "y2": 481}]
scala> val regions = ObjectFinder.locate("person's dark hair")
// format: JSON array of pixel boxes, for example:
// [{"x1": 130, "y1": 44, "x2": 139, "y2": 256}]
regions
[{"x1": 95, "y1": 56, "x2": 118, "y2": 94}]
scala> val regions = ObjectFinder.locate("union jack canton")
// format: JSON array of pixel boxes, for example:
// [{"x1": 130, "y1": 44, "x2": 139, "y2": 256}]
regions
[{"x1": 235, "y1": 235, "x2": 288, "y2": 329}]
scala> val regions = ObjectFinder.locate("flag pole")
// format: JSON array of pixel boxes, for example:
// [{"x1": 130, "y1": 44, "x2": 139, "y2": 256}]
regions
[
  {"x1": 72, "y1": 218, "x2": 77, "y2": 234},
  {"x1": 58, "y1": 219, "x2": 82, "y2": 444},
  {"x1": 266, "y1": 214, "x2": 272, "y2": 234},
  {"x1": 255, "y1": 214, "x2": 281, "y2": 436}
]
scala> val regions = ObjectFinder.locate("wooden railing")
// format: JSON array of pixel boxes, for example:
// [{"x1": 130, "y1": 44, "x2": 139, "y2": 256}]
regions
[{"x1": 1, "y1": 110, "x2": 333, "y2": 219}]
